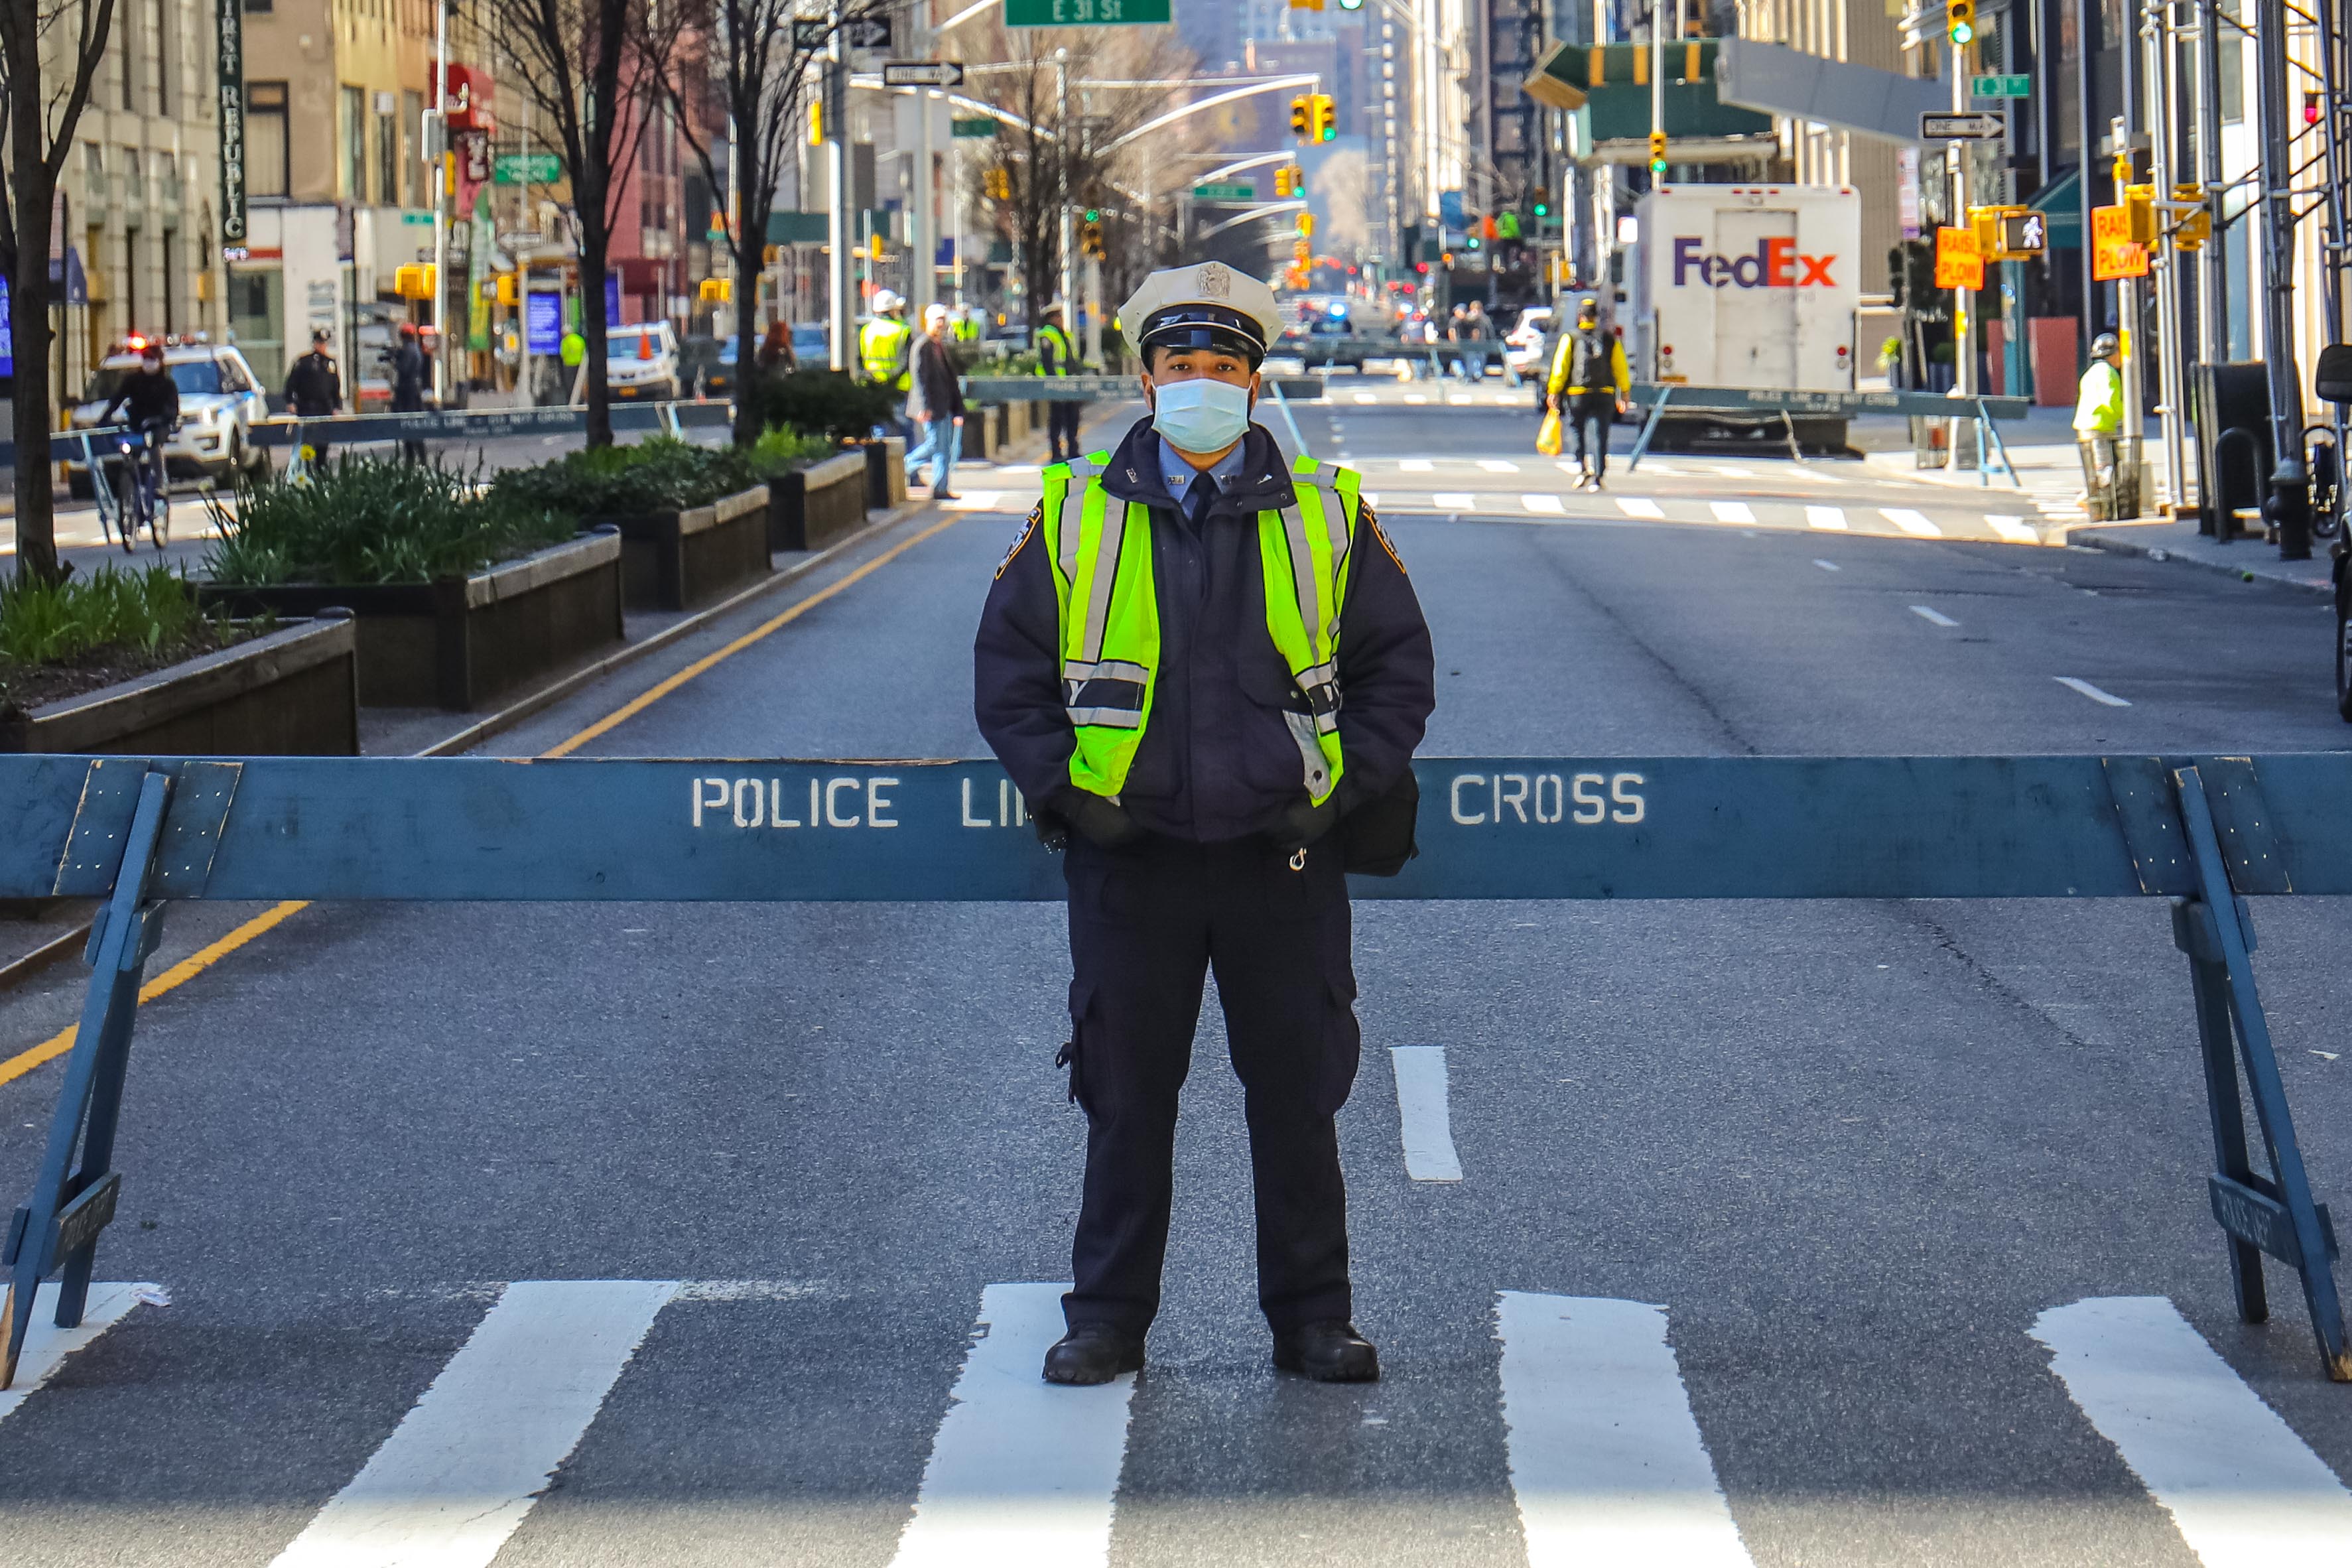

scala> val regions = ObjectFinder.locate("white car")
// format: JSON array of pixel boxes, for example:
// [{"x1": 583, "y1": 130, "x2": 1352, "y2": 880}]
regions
[
  {"x1": 1502, "y1": 306, "x2": 1553, "y2": 376},
  {"x1": 592, "y1": 322, "x2": 682, "y2": 401},
  {"x1": 67, "y1": 342, "x2": 269, "y2": 495}
]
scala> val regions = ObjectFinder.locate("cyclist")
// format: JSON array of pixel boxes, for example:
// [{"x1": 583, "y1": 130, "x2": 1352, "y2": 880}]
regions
[{"x1": 98, "y1": 340, "x2": 179, "y2": 535}]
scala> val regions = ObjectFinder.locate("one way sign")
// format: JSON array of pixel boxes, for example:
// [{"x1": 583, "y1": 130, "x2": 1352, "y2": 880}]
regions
[{"x1": 883, "y1": 60, "x2": 966, "y2": 88}]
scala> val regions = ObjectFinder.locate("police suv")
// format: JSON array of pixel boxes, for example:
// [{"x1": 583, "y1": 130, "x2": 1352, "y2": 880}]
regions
[{"x1": 66, "y1": 338, "x2": 271, "y2": 495}]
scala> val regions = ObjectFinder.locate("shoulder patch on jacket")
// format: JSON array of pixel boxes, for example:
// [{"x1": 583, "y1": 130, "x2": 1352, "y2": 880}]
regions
[
  {"x1": 996, "y1": 503, "x2": 1043, "y2": 579},
  {"x1": 1361, "y1": 501, "x2": 1407, "y2": 575}
]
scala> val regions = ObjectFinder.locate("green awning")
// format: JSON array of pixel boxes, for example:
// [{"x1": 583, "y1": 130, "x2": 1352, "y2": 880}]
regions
[{"x1": 2027, "y1": 168, "x2": 2083, "y2": 248}]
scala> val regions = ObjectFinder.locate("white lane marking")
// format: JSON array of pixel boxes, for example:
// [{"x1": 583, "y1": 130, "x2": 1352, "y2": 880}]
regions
[
  {"x1": 1805, "y1": 505, "x2": 1849, "y2": 531},
  {"x1": 941, "y1": 492, "x2": 1008, "y2": 511},
  {"x1": 1496, "y1": 1293, "x2": 1754, "y2": 1567},
  {"x1": 1479, "y1": 459, "x2": 1520, "y2": 473},
  {"x1": 269, "y1": 1279, "x2": 677, "y2": 1568},
  {"x1": 1447, "y1": 394, "x2": 1474, "y2": 406},
  {"x1": 1405, "y1": 394, "x2": 1429, "y2": 405},
  {"x1": 1708, "y1": 501, "x2": 1756, "y2": 524},
  {"x1": 1703, "y1": 464, "x2": 1755, "y2": 478},
  {"x1": 1781, "y1": 466, "x2": 1834, "y2": 483},
  {"x1": 1616, "y1": 497, "x2": 1665, "y2": 519},
  {"x1": 1400, "y1": 458, "x2": 1435, "y2": 472},
  {"x1": 2032, "y1": 1297, "x2": 2352, "y2": 1567},
  {"x1": 1435, "y1": 493, "x2": 1476, "y2": 511},
  {"x1": 2056, "y1": 675, "x2": 2132, "y2": 707},
  {"x1": 1521, "y1": 493, "x2": 1565, "y2": 515},
  {"x1": 1389, "y1": 1046, "x2": 1464, "y2": 1182},
  {"x1": 1986, "y1": 513, "x2": 2040, "y2": 543},
  {"x1": 1813, "y1": 558, "x2": 1841, "y2": 572},
  {"x1": 1354, "y1": 392, "x2": 1377, "y2": 404},
  {"x1": 1910, "y1": 605, "x2": 1960, "y2": 627},
  {"x1": 891, "y1": 1283, "x2": 1136, "y2": 1567},
  {"x1": 0, "y1": 1282, "x2": 154, "y2": 1424},
  {"x1": 1880, "y1": 507, "x2": 1943, "y2": 537}
]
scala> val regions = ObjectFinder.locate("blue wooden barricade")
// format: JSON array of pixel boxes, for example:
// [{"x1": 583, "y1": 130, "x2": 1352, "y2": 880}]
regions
[{"x1": 0, "y1": 753, "x2": 2343, "y2": 1382}]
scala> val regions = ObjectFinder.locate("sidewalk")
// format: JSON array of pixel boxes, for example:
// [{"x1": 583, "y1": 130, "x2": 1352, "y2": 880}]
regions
[
  {"x1": 2065, "y1": 513, "x2": 2333, "y2": 594},
  {"x1": 1857, "y1": 407, "x2": 2178, "y2": 527}
]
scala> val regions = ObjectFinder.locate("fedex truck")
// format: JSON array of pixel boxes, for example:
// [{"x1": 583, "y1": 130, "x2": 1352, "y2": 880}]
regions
[{"x1": 1628, "y1": 184, "x2": 1862, "y2": 449}]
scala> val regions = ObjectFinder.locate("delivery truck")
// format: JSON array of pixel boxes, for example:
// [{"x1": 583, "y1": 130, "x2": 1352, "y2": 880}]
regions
[{"x1": 1627, "y1": 183, "x2": 1862, "y2": 450}]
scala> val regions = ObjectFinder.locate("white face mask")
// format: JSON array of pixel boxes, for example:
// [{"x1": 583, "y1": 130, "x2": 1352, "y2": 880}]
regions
[{"x1": 1150, "y1": 376, "x2": 1253, "y2": 454}]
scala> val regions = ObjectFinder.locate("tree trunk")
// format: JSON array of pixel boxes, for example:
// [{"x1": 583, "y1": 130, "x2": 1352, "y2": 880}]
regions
[
  {"x1": 581, "y1": 225, "x2": 612, "y2": 448},
  {"x1": 732, "y1": 149, "x2": 765, "y2": 448},
  {"x1": 9, "y1": 48, "x2": 59, "y2": 582}
]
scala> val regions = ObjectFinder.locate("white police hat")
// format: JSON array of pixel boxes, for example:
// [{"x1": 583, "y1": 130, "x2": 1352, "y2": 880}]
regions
[{"x1": 1120, "y1": 262, "x2": 1283, "y2": 367}]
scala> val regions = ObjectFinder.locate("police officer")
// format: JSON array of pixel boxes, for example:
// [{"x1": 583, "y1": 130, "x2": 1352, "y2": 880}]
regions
[
  {"x1": 860, "y1": 289, "x2": 914, "y2": 438},
  {"x1": 282, "y1": 327, "x2": 343, "y2": 467},
  {"x1": 974, "y1": 262, "x2": 1435, "y2": 1387},
  {"x1": 1035, "y1": 300, "x2": 1082, "y2": 464}
]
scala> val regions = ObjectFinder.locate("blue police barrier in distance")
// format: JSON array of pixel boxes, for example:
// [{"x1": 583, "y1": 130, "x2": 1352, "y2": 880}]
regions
[{"x1": 0, "y1": 753, "x2": 2343, "y2": 1385}]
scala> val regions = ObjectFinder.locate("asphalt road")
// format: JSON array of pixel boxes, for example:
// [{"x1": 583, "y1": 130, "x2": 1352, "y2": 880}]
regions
[{"x1": 1, "y1": 384, "x2": 2349, "y2": 1565}]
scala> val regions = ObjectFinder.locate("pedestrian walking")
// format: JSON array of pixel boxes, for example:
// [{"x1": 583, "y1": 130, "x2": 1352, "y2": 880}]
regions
[
  {"x1": 391, "y1": 322, "x2": 430, "y2": 464},
  {"x1": 282, "y1": 327, "x2": 342, "y2": 467},
  {"x1": 905, "y1": 303, "x2": 964, "y2": 499},
  {"x1": 2074, "y1": 332, "x2": 2124, "y2": 517},
  {"x1": 1547, "y1": 302, "x2": 1630, "y2": 490},
  {"x1": 756, "y1": 321, "x2": 795, "y2": 375},
  {"x1": 1036, "y1": 300, "x2": 1082, "y2": 464},
  {"x1": 973, "y1": 259, "x2": 1435, "y2": 1388}
]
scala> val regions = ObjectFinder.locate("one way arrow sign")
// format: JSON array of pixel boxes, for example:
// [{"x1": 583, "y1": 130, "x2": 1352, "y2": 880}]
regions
[{"x1": 883, "y1": 60, "x2": 966, "y2": 88}]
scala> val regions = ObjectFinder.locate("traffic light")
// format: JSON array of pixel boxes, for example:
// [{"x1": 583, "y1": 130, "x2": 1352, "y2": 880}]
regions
[
  {"x1": 1081, "y1": 218, "x2": 1105, "y2": 260},
  {"x1": 984, "y1": 166, "x2": 1010, "y2": 200},
  {"x1": 2306, "y1": 92, "x2": 2323, "y2": 126},
  {"x1": 1289, "y1": 96, "x2": 1310, "y2": 141},
  {"x1": 394, "y1": 263, "x2": 436, "y2": 299},
  {"x1": 1293, "y1": 238, "x2": 1312, "y2": 267},
  {"x1": 2123, "y1": 182, "x2": 2156, "y2": 245},
  {"x1": 1531, "y1": 186, "x2": 1549, "y2": 218},
  {"x1": 698, "y1": 278, "x2": 732, "y2": 304},
  {"x1": 1274, "y1": 166, "x2": 1293, "y2": 198},
  {"x1": 1313, "y1": 94, "x2": 1337, "y2": 142},
  {"x1": 1298, "y1": 212, "x2": 1315, "y2": 237},
  {"x1": 1648, "y1": 129, "x2": 1667, "y2": 174},
  {"x1": 1946, "y1": 0, "x2": 1974, "y2": 44}
]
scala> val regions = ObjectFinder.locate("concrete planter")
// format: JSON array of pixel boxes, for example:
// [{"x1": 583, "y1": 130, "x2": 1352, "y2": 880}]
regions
[
  {"x1": 862, "y1": 437, "x2": 909, "y2": 509},
  {"x1": 959, "y1": 407, "x2": 1000, "y2": 461},
  {"x1": 198, "y1": 531, "x2": 624, "y2": 711},
  {"x1": 592, "y1": 484, "x2": 772, "y2": 611},
  {"x1": 766, "y1": 452, "x2": 868, "y2": 553},
  {"x1": 0, "y1": 614, "x2": 361, "y2": 755}
]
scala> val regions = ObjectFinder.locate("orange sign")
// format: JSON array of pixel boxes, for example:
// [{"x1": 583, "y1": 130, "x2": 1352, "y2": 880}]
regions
[
  {"x1": 2091, "y1": 205, "x2": 2150, "y2": 281},
  {"x1": 1933, "y1": 226, "x2": 1983, "y2": 291}
]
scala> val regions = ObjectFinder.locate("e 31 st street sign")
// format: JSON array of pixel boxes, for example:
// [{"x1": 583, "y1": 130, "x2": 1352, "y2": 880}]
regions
[{"x1": 1004, "y1": 0, "x2": 1171, "y2": 25}]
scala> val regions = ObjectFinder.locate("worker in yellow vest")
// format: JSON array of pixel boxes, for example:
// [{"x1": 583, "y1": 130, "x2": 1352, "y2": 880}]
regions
[
  {"x1": 859, "y1": 289, "x2": 914, "y2": 438},
  {"x1": 1035, "y1": 299, "x2": 1082, "y2": 464},
  {"x1": 974, "y1": 261, "x2": 1435, "y2": 1390}
]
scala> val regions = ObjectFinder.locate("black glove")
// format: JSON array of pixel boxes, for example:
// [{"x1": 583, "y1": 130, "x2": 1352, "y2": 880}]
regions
[
  {"x1": 1055, "y1": 788, "x2": 1145, "y2": 849},
  {"x1": 1271, "y1": 794, "x2": 1340, "y2": 850}
]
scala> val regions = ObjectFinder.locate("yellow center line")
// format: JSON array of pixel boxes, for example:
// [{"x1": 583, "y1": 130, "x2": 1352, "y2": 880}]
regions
[{"x1": 0, "y1": 511, "x2": 966, "y2": 1089}]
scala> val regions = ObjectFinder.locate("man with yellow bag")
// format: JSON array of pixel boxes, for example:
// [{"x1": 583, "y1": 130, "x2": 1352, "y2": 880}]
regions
[{"x1": 1545, "y1": 300, "x2": 1630, "y2": 490}]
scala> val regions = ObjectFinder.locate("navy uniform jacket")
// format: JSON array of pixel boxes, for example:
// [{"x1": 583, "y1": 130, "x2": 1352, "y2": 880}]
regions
[{"x1": 975, "y1": 417, "x2": 1435, "y2": 844}]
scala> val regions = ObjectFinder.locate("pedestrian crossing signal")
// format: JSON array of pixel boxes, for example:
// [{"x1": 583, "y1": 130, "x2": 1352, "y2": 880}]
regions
[
  {"x1": 984, "y1": 167, "x2": 1010, "y2": 201},
  {"x1": 1946, "y1": 0, "x2": 1975, "y2": 43},
  {"x1": 1289, "y1": 96, "x2": 1311, "y2": 141}
]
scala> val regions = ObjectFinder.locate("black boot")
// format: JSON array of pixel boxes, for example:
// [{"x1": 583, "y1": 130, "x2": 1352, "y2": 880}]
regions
[
  {"x1": 1272, "y1": 1320, "x2": 1380, "y2": 1382},
  {"x1": 1043, "y1": 1325, "x2": 1145, "y2": 1385}
]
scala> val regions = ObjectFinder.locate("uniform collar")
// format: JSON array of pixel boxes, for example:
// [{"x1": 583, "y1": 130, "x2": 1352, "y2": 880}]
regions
[{"x1": 1096, "y1": 417, "x2": 1295, "y2": 511}]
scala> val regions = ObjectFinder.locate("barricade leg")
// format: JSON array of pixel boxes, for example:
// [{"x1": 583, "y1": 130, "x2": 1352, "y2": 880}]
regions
[
  {"x1": 0, "y1": 771, "x2": 172, "y2": 1387},
  {"x1": 1625, "y1": 390, "x2": 1673, "y2": 472},
  {"x1": 2174, "y1": 766, "x2": 2352, "y2": 1380},
  {"x1": 2174, "y1": 897, "x2": 2270, "y2": 1324}
]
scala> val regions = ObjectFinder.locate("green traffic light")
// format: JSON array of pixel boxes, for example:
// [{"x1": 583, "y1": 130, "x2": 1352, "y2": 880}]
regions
[
  {"x1": 1649, "y1": 159, "x2": 1668, "y2": 174},
  {"x1": 1084, "y1": 208, "x2": 1100, "y2": 222},
  {"x1": 1949, "y1": 19, "x2": 1973, "y2": 40},
  {"x1": 1534, "y1": 203, "x2": 1548, "y2": 216}
]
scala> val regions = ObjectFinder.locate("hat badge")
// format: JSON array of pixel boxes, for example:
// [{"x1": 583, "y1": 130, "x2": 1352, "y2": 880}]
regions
[{"x1": 1198, "y1": 262, "x2": 1232, "y2": 299}]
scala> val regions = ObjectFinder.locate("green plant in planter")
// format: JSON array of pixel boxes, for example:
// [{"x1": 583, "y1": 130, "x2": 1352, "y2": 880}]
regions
[
  {"x1": 206, "y1": 456, "x2": 576, "y2": 586},
  {"x1": 745, "y1": 425, "x2": 838, "y2": 474},
  {"x1": 0, "y1": 564, "x2": 206, "y2": 665},
  {"x1": 488, "y1": 436, "x2": 761, "y2": 519},
  {"x1": 755, "y1": 369, "x2": 901, "y2": 441}
]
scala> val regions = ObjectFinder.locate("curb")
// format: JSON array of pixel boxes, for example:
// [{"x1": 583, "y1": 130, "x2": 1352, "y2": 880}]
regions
[{"x1": 2066, "y1": 525, "x2": 2334, "y2": 596}]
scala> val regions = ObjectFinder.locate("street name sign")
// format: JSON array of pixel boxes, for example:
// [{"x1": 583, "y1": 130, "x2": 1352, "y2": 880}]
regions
[
  {"x1": 1192, "y1": 182, "x2": 1257, "y2": 201},
  {"x1": 1004, "y1": 0, "x2": 1171, "y2": 25},
  {"x1": 883, "y1": 61, "x2": 966, "y2": 88},
  {"x1": 493, "y1": 153, "x2": 562, "y2": 184},
  {"x1": 1970, "y1": 74, "x2": 2030, "y2": 98},
  {"x1": 951, "y1": 117, "x2": 999, "y2": 137},
  {"x1": 1922, "y1": 111, "x2": 2007, "y2": 139}
]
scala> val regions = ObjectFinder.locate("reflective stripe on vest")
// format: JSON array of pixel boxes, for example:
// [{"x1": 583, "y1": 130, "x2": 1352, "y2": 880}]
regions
[{"x1": 1038, "y1": 453, "x2": 1358, "y2": 806}]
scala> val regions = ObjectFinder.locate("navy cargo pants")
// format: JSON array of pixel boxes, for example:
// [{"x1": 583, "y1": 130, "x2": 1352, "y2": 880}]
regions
[{"x1": 1060, "y1": 832, "x2": 1362, "y2": 1336}]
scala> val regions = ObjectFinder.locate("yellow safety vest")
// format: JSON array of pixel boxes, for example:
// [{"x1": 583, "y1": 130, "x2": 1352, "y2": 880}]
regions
[
  {"x1": 860, "y1": 316, "x2": 912, "y2": 389},
  {"x1": 1040, "y1": 451, "x2": 1358, "y2": 805},
  {"x1": 1036, "y1": 323, "x2": 1076, "y2": 375}
]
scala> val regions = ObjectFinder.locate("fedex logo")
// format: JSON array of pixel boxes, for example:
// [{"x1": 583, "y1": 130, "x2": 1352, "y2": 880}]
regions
[{"x1": 1671, "y1": 236, "x2": 1838, "y2": 288}]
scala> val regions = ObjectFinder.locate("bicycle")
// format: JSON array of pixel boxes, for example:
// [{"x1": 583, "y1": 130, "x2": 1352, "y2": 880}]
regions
[{"x1": 101, "y1": 422, "x2": 171, "y2": 552}]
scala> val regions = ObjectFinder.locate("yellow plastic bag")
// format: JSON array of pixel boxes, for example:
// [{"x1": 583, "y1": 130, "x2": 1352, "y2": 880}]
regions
[{"x1": 1535, "y1": 407, "x2": 1563, "y2": 456}]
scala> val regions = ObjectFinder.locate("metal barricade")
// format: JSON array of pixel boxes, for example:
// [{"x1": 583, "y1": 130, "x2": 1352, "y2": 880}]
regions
[{"x1": 0, "y1": 752, "x2": 2345, "y2": 1383}]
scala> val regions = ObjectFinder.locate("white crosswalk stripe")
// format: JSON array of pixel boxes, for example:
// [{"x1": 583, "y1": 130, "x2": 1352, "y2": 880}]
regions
[
  {"x1": 1390, "y1": 1046, "x2": 1464, "y2": 1181},
  {"x1": 1434, "y1": 492, "x2": 1475, "y2": 510},
  {"x1": 1478, "y1": 459, "x2": 1520, "y2": 474},
  {"x1": 1708, "y1": 501, "x2": 1756, "y2": 524},
  {"x1": 892, "y1": 1283, "x2": 1136, "y2": 1567},
  {"x1": 2034, "y1": 1297, "x2": 2352, "y2": 1567},
  {"x1": 0, "y1": 1282, "x2": 155, "y2": 1425},
  {"x1": 1617, "y1": 497, "x2": 1666, "y2": 519},
  {"x1": 1521, "y1": 493, "x2": 1565, "y2": 515},
  {"x1": 1496, "y1": 1293, "x2": 1754, "y2": 1566},
  {"x1": 270, "y1": 1279, "x2": 676, "y2": 1568},
  {"x1": 1806, "y1": 505, "x2": 1849, "y2": 531},
  {"x1": 1400, "y1": 458, "x2": 1435, "y2": 472},
  {"x1": 1880, "y1": 507, "x2": 1943, "y2": 537},
  {"x1": 1985, "y1": 513, "x2": 2040, "y2": 543}
]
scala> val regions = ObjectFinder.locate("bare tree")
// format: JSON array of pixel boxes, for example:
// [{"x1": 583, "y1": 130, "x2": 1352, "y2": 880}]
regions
[
  {"x1": 0, "y1": 0, "x2": 121, "y2": 582},
  {"x1": 482, "y1": 0, "x2": 686, "y2": 446},
  {"x1": 659, "y1": 0, "x2": 882, "y2": 446},
  {"x1": 961, "y1": 23, "x2": 1196, "y2": 346}
]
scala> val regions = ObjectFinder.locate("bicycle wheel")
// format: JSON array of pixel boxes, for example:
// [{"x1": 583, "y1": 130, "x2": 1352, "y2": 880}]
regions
[
  {"x1": 149, "y1": 484, "x2": 170, "y2": 549},
  {"x1": 112, "y1": 462, "x2": 137, "y2": 555}
]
